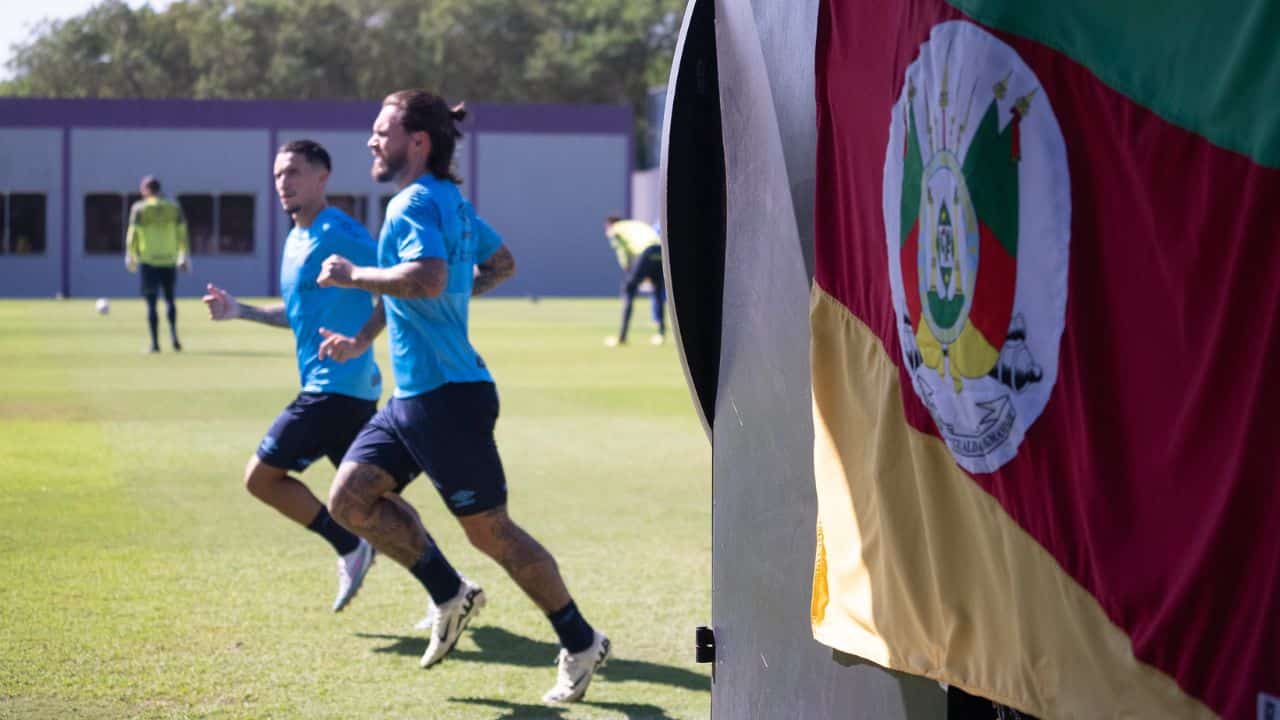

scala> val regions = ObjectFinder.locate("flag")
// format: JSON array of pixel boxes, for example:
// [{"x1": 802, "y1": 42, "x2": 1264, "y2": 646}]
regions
[{"x1": 810, "y1": 1, "x2": 1280, "y2": 718}]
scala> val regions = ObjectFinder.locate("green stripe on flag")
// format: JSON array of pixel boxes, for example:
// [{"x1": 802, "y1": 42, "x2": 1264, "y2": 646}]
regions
[
  {"x1": 902, "y1": 106, "x2": 924, "y2": 246},
  {"x1": 962, "y1": 102, "x2": 1018, "y2": 257},
  {"x1": 946, "y1": 0, "x2": 1280, "y2": 169}
]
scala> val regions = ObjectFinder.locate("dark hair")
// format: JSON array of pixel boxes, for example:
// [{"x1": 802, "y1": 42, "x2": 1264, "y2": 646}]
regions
[
  {"x1": 383, "y1": 89, "x2": 467, "y2": 183},
  {"x1": 605, "y1": 215, "x2": 622, "y2": 225},
  {"x1": 278, "y1": 139, "x2": 332, "y2": 171},
  {"x1": 142, "y1": 175, "x2": 161, "y2": 193}
]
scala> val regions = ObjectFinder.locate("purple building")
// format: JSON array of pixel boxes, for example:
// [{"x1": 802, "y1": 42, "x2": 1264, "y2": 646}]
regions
[{"x1": 0, "y1": 98, "x2": 631, "y2": 298}]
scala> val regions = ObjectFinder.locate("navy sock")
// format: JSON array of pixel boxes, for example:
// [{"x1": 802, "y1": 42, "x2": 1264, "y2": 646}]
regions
[
  {"x1": 547, "y1": 600, "x2": 595, "y2": 653},
  {"x1": 411, "y1": 546, "x2": 463, "y2": 605},
  {"x1": 306, "y1": 506, "x2": 360, "y2": 556},
  {"x1": 618, "y1": 292, "x2": 635, "y2": 342}
]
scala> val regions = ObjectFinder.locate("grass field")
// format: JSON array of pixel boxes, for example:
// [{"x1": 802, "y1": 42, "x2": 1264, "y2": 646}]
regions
[{"x1": 0, "y1": 297, "x2": 710, "y2": 720}]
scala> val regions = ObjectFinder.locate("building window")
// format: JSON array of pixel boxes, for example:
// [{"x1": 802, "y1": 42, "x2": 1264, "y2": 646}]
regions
[
  {"x1": 178, "y1": 194, "x2": 215, "y2": 255},
  {"x1": 92, "y1": 192, "x2": 254, "y2": 256},
  {"x1": 85, "y1": 193, "x2": 126, "y2": 254},
  {"x1": 218, "y1": 194, "x2": 254, "y2": 254},
  {"x1": 327, "y1": 194, "x2": 368, "y2": 225},
  {"x1": 8, "y1": 194, "x2": 47, "y2": 254}
]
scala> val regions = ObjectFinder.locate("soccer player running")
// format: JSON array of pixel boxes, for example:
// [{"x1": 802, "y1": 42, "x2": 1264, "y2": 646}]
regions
[
  {"x1": 125, "y1": 175, "x2": 190, "y2": 353},
  {"x1": 315, "y1": 90, "x2": 610, "y2": 704},
  {"x1": 201, "y1": 140, "x2": 379, "y2": 612},
  {"x1": 602, "y1": 215, "x2": 666, "y2": 347}
]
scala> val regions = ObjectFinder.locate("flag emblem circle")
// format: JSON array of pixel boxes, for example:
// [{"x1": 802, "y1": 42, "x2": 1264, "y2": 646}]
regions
[{"x1": 882, "y1": 20, "x2": 1071, "y2": 473}]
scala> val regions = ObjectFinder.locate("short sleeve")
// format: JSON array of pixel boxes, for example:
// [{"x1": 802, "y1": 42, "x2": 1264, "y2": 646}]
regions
[
  {"x1": 475, "y1": 216, "x2": 503, "y2": 263},
  {"x1": 396, "y1": 193, "x2": 446, "y2": 263},
  {"x1": 339, "y1": 225, "x2": 379, "y2": 268}
]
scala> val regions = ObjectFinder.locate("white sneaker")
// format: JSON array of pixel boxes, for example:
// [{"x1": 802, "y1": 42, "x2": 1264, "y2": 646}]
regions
[
  {"x1": 649, "y1": 333, "x2": 665, "y2": 346},
  {"x1": 542, "y1": 631, "x2": 611, "y2": 704},
  {"x1": 420, "y1": 580, "x2": 486, "y2": 668},
  {"x1": 332, "y1": 539, "x2": 375, "y2": 612},
  {"x1": 604, "y1": 336, "x2": 624, "y2": 347}
]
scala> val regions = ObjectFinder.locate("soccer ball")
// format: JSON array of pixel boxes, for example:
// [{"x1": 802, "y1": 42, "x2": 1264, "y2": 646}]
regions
[{"x1": 95, "y1": 298, "x2": 110, "y2": 315}]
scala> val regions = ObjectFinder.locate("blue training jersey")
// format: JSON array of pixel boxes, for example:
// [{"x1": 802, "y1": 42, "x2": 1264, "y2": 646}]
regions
[
  {"x1": 378, "y1": 174, "x2": 503, "y2": 398},
  {"x1": 279, "y1": 206, "x2": 382, "y2": 401}
]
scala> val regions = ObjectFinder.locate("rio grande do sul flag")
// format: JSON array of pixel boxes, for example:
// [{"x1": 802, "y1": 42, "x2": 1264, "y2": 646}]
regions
[{"x1": 809, "y1": 1, "x2": 1280, "y2": 718}]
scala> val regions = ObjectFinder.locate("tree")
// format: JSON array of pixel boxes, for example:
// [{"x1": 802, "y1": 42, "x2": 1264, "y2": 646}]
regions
[{"x1": 1, "y1": 0, "x2": 685, "y2": 155}]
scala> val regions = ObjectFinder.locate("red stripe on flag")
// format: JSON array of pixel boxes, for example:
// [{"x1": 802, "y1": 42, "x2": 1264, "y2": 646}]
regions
[
  {"x1": 968, "y1": 222, "x2": 1016, "y2": 345},
  {"x1": 814, "y1": 1, "x2": 1280, "y2": 717}
]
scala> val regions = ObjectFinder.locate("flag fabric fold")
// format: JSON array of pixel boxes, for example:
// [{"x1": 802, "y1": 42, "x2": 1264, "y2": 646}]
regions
[{"x1": 811, "y1": 1, "x2": 1280, "y2": 718}]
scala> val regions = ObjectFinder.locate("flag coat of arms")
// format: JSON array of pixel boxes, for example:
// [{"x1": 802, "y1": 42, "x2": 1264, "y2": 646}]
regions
[{"x1": 810, "y1": 1, "x2": 1280, "y2": 718}]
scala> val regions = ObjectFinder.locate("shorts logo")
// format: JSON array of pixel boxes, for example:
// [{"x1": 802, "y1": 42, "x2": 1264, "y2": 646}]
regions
[
  {"x1": 883, "y1": 20, "x2": 1070, "y2": 473},
  {"x1": 449, "y1": 489, "x2": 477, "y2": 509}
]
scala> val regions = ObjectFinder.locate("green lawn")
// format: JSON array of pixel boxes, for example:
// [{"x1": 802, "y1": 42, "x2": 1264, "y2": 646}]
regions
[{"x1": 0, "y1": 298, "x2": 710, "y2": 720}]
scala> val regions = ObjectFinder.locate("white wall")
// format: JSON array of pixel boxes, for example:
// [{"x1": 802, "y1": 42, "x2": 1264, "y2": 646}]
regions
[
  {"x1": 631, "y1": 167, "x2": 662, "y2": 228},
  {"x1": 0, "y1": 128, "x2": 63, "y2": 296},
  {"x1": 475, "y1": 132, "x2": 628, "y2": 297},
  {"x1": 70, "y1": 128, "x2": 272, "y2": 298}
]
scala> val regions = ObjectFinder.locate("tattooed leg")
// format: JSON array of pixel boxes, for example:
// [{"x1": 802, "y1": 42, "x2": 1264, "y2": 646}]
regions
[
  {"x1": 458, "y1": 505, "x2": 571, "y2": 612},
  {"x1": 328, "y1": 461, "x2": 434, "y2": 567}
]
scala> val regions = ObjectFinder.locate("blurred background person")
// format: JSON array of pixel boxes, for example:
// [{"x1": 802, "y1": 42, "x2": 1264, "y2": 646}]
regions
[
  {"x1": 603, "y1": 215, "x2": 665, "y2": 347},
  {"x1": 126, "y1": 175, "x2": 190, "y2": 353}
]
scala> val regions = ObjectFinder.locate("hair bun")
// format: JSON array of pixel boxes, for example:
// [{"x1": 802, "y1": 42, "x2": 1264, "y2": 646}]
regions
[{"x1": 449, "y1": 102, "x2": 468, "y2": 123}]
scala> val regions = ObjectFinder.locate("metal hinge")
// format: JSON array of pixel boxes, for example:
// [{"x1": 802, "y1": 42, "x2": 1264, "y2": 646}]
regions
[{"x1": 695, "y1": 625, "x2": 716, "y2": 664}]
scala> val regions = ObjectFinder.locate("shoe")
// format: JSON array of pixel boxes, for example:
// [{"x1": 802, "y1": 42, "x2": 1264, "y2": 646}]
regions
[
  {"x1": 604, "y1": 336, "x2": 625, "y2": 348},
  {"x1": 146, "y1": 345, "x2": 160, "y2": 354},
  {"x1": 332, "y1": 539, "x2": 374, "y2": 612},
  {"x1": 420, "y1": 580, "x2": 485, "y2": 668},
  {"x1": 542, "y1": 631, "x2": 611, "y2": 704},
  {"x1": 649, "y1": 333, "x2": 665, "y2": 346},
  {"x1": 172, "y1": 340, "x2": 183, "y2": 352}
]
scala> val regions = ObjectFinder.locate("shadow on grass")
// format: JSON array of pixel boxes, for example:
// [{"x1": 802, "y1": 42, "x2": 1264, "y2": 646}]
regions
[
  {"x1": 356, "y1": 625, "x2": 710, "y2": 693},
  {"x1": 449, "y1": 697, "x2": 680, "y2": 720}
]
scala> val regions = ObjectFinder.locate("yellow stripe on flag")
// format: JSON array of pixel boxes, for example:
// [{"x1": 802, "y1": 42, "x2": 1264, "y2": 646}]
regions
[{"x1": 809, "y1": 286, "x2": 1212, "y2": 719}]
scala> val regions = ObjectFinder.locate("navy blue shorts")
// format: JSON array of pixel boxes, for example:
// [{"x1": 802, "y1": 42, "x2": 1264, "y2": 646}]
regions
[
  {"x1": 343, "y1": 382, "x2": 508, "y2": 516},
  {"x1": 139, "y1": 263, "x2": 176, "y2": 297},
  {"x1": 257, "y1": 392, "x2": 378, "y2": 473},
  {"x1": 624, "y1": 244, "x2": 664, "y2": 295}
]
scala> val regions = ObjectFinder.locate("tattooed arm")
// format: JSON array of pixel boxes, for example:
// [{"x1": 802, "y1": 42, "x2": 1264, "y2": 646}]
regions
[
  {"x1": 202, "y1": 283, "x2": 289, "y2": 328},
  {"x1": 472, "y1": 245, "x2": 516, "y2": 296},
  {"x1": 237, "y1": 303, "x2": 289, "y2": 327},
  {"x1": 317, "y1": 255, "x2": 446, "y2": 299}
]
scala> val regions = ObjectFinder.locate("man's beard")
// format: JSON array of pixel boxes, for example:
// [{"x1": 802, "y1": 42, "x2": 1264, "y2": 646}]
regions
[{"x1": 373, "y1": 149, "x2": 406, "y2": 182}]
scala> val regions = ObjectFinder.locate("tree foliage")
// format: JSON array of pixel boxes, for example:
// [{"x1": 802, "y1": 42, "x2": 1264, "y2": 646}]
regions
[{"x1": 2, "y1": 0, "x2": 682, "y2": 113}]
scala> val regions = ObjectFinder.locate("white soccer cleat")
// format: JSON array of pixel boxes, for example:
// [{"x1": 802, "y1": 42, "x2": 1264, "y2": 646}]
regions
[
  {"x1": 420, "y1": 580, "x2": 486, "y2": 668},
  {"x1": 603, "y1": 336, "x2": 624, "y2": 348},
  {"x1": 542, "y1": 631, "x2": 611, "y2": 704},
  {"x1": 332, "y1": 539, "x2": 375, "y2": 612},
  {"x1": 649, "y1": 333, "x2": 665, "y2": 346}
]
